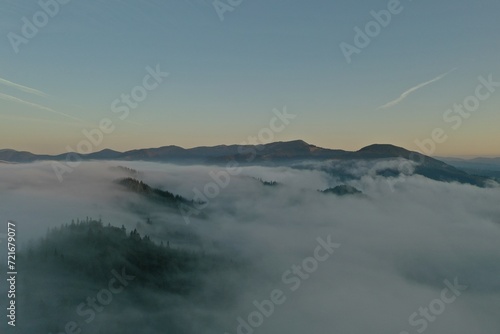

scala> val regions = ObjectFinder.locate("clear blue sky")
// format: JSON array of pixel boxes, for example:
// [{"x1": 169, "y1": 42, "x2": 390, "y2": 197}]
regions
[{"x1": 1, "y1": 0, "x2": 499, "y2": 156}]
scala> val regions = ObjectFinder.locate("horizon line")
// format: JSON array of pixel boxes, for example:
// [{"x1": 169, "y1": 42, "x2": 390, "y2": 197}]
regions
[{"x1": 1, "y1": 140, "x2": 499, "y2": 159}]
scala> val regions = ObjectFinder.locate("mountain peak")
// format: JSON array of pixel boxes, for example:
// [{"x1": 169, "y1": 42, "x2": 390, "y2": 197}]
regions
[
  {"x1": 267, "y1": 140, "x2": 311, "y2": 148},
  {"x1": 357, "y1": 144, "x2": 411, "y2": 157}
]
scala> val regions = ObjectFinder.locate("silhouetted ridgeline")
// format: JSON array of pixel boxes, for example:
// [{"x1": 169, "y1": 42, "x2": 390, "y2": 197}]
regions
[
  {"x1": 0, "y1": 141, "x2": 494, "y2": 187},
  {"x1": 109, "y1": 165, "x2": 141, "y2": 178},
  {"x1": 116, "y1": 177, "x2": 199, "y2": 208}
]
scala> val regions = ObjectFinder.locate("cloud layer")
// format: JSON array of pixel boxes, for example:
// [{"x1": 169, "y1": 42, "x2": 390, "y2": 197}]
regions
[{"x1": 0, "y1": 161, "x2": 499, "y2": 333}]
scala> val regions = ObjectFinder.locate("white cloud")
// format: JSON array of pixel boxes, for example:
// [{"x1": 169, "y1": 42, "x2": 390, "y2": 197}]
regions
[{"x1": 1, "y1": 161, "x2": 499, "y2": 333}]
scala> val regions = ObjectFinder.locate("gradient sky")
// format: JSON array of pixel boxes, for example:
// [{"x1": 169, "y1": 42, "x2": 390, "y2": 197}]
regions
[{"x1": 0, "y1": 0, "x2": 499, "y2": 156}]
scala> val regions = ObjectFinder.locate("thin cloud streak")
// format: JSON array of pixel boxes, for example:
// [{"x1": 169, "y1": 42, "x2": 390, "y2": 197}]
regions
[
  {"x1": 0, "y1": 114, "x2": 83, "y2": 127},
  {"x1": 0, "y1": 76, "x2": 140, "y2": 126},
  {"x1": 376, "y1": 68, "x2": 457, "y2": 110},
  {"x1": 0, "y1": 92, "x2": 90, "y2": 124},
  {"x1": 0, "y1": 77, "x2": 49, "y2": 98}
]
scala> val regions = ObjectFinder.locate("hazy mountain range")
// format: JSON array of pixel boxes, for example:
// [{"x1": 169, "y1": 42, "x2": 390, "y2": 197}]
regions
[
  {"x1": 2, "y1": 144, "x2": 500, "y2": 334},
  {"x1": 437, "y1": 156, "x2": 500, "y2": 180},
  {"x1": 1, "y1": 140, "x2": 497, "y2": 186},
  {"x1": 1, "y1": 140, "x2": 497, "y2": 164}
]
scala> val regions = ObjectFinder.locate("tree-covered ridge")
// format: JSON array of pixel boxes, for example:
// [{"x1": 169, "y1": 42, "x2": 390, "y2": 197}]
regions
[
  {"x1": 23, "y1": 218, "x2": 224, "y2": 294},
  {"x1": 109, "y1": 165, "x2": 140, "y2": 177},
  {"x1": 116, "y1": 177, "x2": 199, "y2": 208},
  {"x1": 16, "y1": 219, "x2": 239, "y2": 333},
  {"x1": 254, "y1": 177, "x2": 280, "y2": 187},
  {"x1": 320, "y1": 185, "x2": 362, "y2": 196}
]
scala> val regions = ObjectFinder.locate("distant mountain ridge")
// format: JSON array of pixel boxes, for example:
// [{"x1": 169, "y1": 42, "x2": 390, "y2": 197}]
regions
[
  {"x1": 0, "y1": 141, "x2": 423, "y2": 163},
  {"x1": 6, "y1": 141, "x2": 496, "y2": 164},
  {"x1": 0, "y1": 140, "x2": 494, "y2": 187},
  {"x1": 438, "y1": 156, "x2": 500, "y2": 182}
]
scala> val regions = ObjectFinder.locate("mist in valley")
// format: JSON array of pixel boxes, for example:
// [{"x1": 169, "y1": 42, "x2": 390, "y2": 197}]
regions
[{"x1": 1, "y1": 160, "x2": 500, "y2": 333}]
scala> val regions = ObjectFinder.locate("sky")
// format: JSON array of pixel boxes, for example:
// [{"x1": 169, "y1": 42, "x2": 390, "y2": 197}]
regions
[{"x1": 0, "y1": 0, "x2": 499, "y2": 157}]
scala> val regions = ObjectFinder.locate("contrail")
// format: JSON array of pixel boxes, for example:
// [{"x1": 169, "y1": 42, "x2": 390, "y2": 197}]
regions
[
  {"x1": 376, "y1": 68, "x2": 457, "y2": 110},
  {"x1": 0, "y1": 77, "x2": 49, "y2": 98},
  {"x1": 0, "y1": 92, "x2": 89, "y2": 124}
]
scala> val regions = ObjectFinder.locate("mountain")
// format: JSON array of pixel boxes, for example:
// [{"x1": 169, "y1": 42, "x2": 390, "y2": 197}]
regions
[
  {"x1": 352, "y1": 144, "x2": 488, "y2": 187},
  {"x1": 83, "y1": 148, "x2": 122, "y2": 160},
  {"x1": 0, "y1": 140, "x2": 344, "y2": 163},
  {"x1": 0, "y1": 148, "x2": 122, "y2": 162},
  {"x1": 439, "y1": 156, "x2": 500, "y2": 170},
  {"x1": 0, "y1": 141, "x2": 494, "y2": 187},
  {"x1": 0, "y1": 149, "x2": 53, "y2": 163},
  {"x1": 438, "y1": 156, "x2": 500, "y2": 181},
  {"x1": 18, "y1": 219, "x2": 233, "y2": 333},
  {"x1": 321, "y1": 185, "x2": 362, "y2": 196},
  {"x1": 116, "y1": 177, "x2": 198, "y2": 209}
]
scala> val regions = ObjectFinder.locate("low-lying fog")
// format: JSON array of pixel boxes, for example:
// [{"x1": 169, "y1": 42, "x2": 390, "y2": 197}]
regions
[{"x1": 1, "y1": 160, "x2": 499, "y2": 334}]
